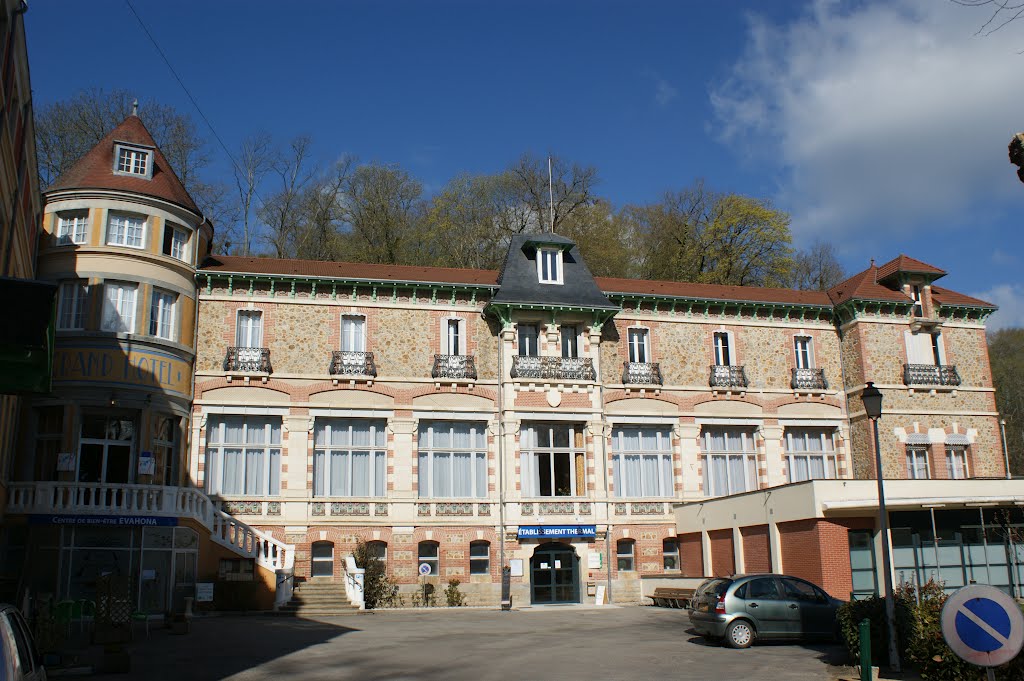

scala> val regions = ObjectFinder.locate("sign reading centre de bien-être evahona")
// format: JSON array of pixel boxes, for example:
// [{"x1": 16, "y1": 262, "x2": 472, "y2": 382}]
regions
[{"x1": 53, "y1": 342, "x2": 192, "y2": 397}]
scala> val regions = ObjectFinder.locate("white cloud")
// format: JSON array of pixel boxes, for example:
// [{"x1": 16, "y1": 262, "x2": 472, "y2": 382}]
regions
[
  {"x1": 655, "y1": 78, "x2": 678, "y2": 107},
  {"x1": 973, "y1": 284, "x2": 1024, "y2": 330},
  {"x1": 711, "y1": 0, "x2": 1024, "y2": 244}
]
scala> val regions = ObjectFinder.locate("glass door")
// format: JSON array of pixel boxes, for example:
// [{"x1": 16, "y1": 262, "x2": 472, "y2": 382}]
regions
[
  {"x1": 530, "y1": 543, "x2": 579, "y2": 604},
  {"x1": 78, "y1": 415, "x2": 135, "y2": 484}
]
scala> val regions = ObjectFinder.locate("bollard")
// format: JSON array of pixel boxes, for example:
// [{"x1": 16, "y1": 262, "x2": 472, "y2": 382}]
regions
[{"x1": 859, "y1": 618, "x2": 872, "y2": 681}]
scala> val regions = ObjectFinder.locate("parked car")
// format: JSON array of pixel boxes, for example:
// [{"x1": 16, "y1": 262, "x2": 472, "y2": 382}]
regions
[
  {"x1": 688, "y1": 574, "x2": 842, "y2": 649},
  {"x1": 0, "y1": 604, "x2": 47, "y2": 680}
]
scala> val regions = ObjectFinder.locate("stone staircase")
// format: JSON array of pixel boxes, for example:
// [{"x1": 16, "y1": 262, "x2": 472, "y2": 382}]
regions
[{"x1": 276, "y1": 579, "x2": 360, "y2": 616}]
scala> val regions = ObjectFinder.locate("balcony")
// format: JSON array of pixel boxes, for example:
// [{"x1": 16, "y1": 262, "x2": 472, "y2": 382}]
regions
[
  {"x1": 330, "y1": 351, "x2": 377, "y2": 377},
  {"x1": 224, "y1": 346, "x2": 272, "y2": 373},
  {"x1": 709, "y1": 364, "x2": 748, "y2": 389},
  {"x1": 904, "y1": 364, "x2": 961, "y2": 387},
  {"x1": 511, "y1": 356, "x2": 596, "y2": 381},
  {"x1": 791, "y1": 367, "x2": 828, "y2": 390},
  {"x1": 622, "y1": 362, "x2": 663, "y2": 385},
  {"x1": 432, "y1": 354, "x2": 477, "y2": 380}
]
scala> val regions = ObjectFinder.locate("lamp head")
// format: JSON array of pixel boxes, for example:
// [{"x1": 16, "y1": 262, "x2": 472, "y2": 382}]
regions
[{"x1": 862, "y1": 381, "x2": 883, "y2": 420}]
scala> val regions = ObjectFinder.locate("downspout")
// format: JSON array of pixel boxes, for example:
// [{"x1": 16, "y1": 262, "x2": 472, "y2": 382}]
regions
[{"x1": 496, "y1": 314, "x2": 507, "y2": 609}]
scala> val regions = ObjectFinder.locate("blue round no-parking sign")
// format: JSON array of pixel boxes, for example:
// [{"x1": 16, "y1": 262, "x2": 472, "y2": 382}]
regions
[{"x1": 941, "y1": 585, "x2": 1024, "y2": 667}]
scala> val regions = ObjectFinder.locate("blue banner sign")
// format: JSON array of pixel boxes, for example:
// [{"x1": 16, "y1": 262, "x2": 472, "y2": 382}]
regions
[
  {"x1": 29, "y1": 514, "x2": 178, "y2": 527},
  {"x1": 518, "y1": 525, "x2": 597, "y2": 539}
]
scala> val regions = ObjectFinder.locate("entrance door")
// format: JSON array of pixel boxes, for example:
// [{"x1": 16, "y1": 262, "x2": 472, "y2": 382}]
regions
[
  {"x1": 530, "y1": 543, "x2": 579, "y2": 604},
  {"x1": 78, "y1": 415, "x2": 135, "y2": 484}
]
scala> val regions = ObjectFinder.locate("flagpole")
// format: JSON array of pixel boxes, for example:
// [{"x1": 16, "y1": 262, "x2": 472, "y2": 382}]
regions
[{"x1": 548, "y1": 156, "x2": 555, "y2": 233}]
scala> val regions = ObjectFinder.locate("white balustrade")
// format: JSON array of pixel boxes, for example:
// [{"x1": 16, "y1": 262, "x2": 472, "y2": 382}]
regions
[
  {"x1": 343, "y1": 555, "x2": 365, "y2": 609},
  {"x1": 6, "y1": 481, "x2": 293, "y2": 572}
]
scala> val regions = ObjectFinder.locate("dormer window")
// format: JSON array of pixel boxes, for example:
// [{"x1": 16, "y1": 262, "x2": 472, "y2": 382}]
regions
[
  {"x1": 113, "y1": 142, "x2": 154, "y2": 180},
  {"x1": 911, "y1": 285, "x2": 924, "y2": 317},
  {"x1": 537, "y1": 248, "x2": 563, "y2": 285}
]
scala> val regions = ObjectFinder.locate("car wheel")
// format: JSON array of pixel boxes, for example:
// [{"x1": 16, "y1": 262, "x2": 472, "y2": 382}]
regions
[{"x1": 725, "y1": 620, "x2": 755, "y2": 649}]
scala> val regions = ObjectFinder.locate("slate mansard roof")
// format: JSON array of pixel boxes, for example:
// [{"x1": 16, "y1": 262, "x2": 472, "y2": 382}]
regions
[
  {"x1": 199, "y1": 241, "x2": 994, "y2": 313},
  {"x1": 47, "y1": 113, "x2": 202, "y2": 215}
]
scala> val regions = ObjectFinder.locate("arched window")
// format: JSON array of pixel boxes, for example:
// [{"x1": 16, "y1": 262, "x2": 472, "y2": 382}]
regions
[
  {"x1": 418, "y1": 541, "x2": 439, "y2": 576},
  {"x1": 367, "y1": 541, "x2": 387, "y2": 563},
  {"x1": 616, "y1": 539, "x2": 635, "y2": 572},
  {"x1": 470, "y1": 541, "x2": 490, "y2": 575},
  {"x1": 311, "y1": 541, "x2": 334, "y2": 578}
]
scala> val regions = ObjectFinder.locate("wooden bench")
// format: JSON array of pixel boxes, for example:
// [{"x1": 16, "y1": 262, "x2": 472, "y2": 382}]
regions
[{"x1": 647, "y1": 587, "x2": 696, "y2": 609}]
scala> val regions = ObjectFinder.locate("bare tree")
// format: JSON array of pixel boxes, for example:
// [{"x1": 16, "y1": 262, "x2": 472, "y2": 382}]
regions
[
  {"x1": 787, "y1": 240, "x2": 847, "y2": 291},
  {"x1": 233, "y1": 132, "x2": 275, "y2": 256},
  {"x1": 506, "y1": 153, "x2": 600, "y2": 233},
  {"x1": 342, "y1": 163, "x2": 424, "y2": 265},
  {"x1": 259, "y1": 136, "x2": 316, "y2": 259},
  {"x1": 951, "y1": 0, "x2": 1024, "y2": 35}
]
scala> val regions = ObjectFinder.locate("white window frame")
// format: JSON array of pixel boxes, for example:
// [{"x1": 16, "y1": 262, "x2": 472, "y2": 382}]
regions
[
  {"x1": 418, "y1": 541, "x2": 439, "y2": 576},
  {"x1": 560, "y1": 325, "x2": 579, "y2": 359},
  {"x1": 663, "y1": 538, "x2": 680, "y2": 571},
  {"x1": 442, "y1": 317, "x2": 465, "y2": 355},
  {"x1": 149, "y1": 289, "x2": 177, "y2": 340},
  {"x1": 610, "y1": 426, "x2": 674, "y2": 498},
  {"x1": 905, "y1": 330, "x2": 945, "y2": 366},
  {"x1": 713, "y1": 331, "x2": 733, "y2": 366},
  {"x1": 794, "y1": 335, "x2": 814, "y2": 370},
  {"x1": 313, "y1": 419, "x2": 387, "y2": 498},
  {"x1": 784, "y1": 428, "x2": 838, "y2": 482},
  {"x1": 57, "y1": 280, "x2": 88, "y2": 330},
  {"x1": 204, "y1": 416, "x2": 282, "y2": 496},
  {"x1": 417, "y1": 421, "x2": 488, "y2": 498},
  {"x1": 470, "y1": 540, "x2": 490, "y2": 575},
  {"x1": 164, "y1": 223, "x2": 189, "y2": 262},
  {"x1": 520, "y1": 423, "x2": 587, "y2": 497},
  {"x1": 906, "y1": 446, "x2": 931, "y2": 480},
  {"x1": 946, "y1": 445, "x2": 968, "y2": 479},
  {"x1": 628, "y1": 327, "x2": 650, "y2": 364},
  {"x1": 106, "y1": 212, "x2": 147, "y2": 249},
  {"x1": 616, "y1": 539, "x2": 635, "y2": 572},
  {"x1": 701, "y1": 427, "x2": 758, "y2": 496},
  {"x1": 56, "y1": 211, "x2": 89, "y2": 245},
  {"x1": 517, "y1": 323, "x2": 540, "y2": 357},
  {"x1": 537, "y1": 248, "x2": 563, "y2": 285},
  {"x1": 113, "y1": 142, "x2": 153, "y2": 179},
  {"x1": 101, "y1": 281, "x2": 137, "y2": 333},
  {"x1": 911, "y1": 285, "x2": 924, "y2": 317},
  {"x1": 341, "y1": 314, "x2": 366, "y2": 352},
  {"x1": 235, "y1": 310, "x2": 263, "y2": 348}
]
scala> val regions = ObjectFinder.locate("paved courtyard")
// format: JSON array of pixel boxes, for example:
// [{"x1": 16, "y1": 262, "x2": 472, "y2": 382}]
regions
[{"x1": 83, "y1": 605, "x2": 849, "y2": 681}]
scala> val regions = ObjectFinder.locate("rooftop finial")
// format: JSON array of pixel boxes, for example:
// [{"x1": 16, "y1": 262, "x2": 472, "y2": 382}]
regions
[
  {"x1": 870, "y1": 258, "x2": 875, "y2": 268},
  {"x1": 131, "y1": 99, "x2": 139, "y2": 117}
]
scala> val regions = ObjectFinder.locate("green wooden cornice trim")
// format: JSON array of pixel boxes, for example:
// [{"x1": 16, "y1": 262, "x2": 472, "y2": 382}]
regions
[
  {"x1": 198, "y1": 271, "x2": 497, "y2": 301},
  {"x1": 606, "y1": 293, "x2": 834, "y2": 322}
]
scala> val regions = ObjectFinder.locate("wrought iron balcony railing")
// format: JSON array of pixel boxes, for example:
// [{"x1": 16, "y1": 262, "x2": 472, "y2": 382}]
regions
[
  {"x1": 622, "y1": 362, "x2": 663, "y2": 385},
  {"x1": 511, "y1": 356, "x2": 596, "y2": 381},
  {"x1": 904, "y1": 364, "x2": 961, "y2": 387},
  {"x1": 224, "y1": 347, "x2": 272, "y2": 373},
  {"x1": 709, "y1": 364, "x2": 748, "y2": 389},
  {"x1": 432, "y1": 354, "x2": 478, "y2": 380},
  {"x1": 791, "y1": 367, "x2": 828, "y2": 390},
  {"x1": 330, "y1": 351, "x2": 377, "y2": 377}
]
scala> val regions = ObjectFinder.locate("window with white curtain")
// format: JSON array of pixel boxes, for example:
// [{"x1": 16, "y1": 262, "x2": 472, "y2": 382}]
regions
[
  {"x1": 701, "y1": 427, "x2": 758, "y2": 497},
  {"x1": 628, "y1": 328, "x2": 649, "y2": 363},
  {"x1": 784, "y1": 428, "x2": 838, "y2": 482},
  {"x1": 162, "y1": 224, "x2": 188, "y2": 261},
  {"x1": 341, "y1": 315, "x2": 366, "y2": 352},
  {"x1": 520, "y1": 423, "x2": 586, "y2": 497},
  {"x1": 611, "y1": 426, "x2": 673, "y2": 498},
  {"x1": 444, "y1": 319, "x2": 462, "y2": 355},
  {"x1": 560, "y1": 325, "x2": 579, "y2": 358},
  {"x1": 235, "y1": 310, "x2": 263, "y2": 347},
  {"x1": 518, "y1": 323, "x2": 539, "y2": 357},
  {"x1": 57, "y1": 211, "x2": 89, "y2": 245},
  {"x1": 313, "y1": 419, "x2": 386, "y2": 497},
  {"x1": 106, "y1": 213, "x2": 146, "y2": 248},
  {"x1": 149, "y1": 289, "x2": 177, "y2": 340},
  {"x1": 794, "y1": 336, "x2": 814, "y2": 369},
  {"x1": 906, "y1": 446, "x2": 930, "y2": 479},
  {"x1": 57, "y1": 281, "x2": 88, "y2": 330},
  {"x1": 101, "y1": 282, "x2": 137, "y2": 333},
  {"x1": 417, "y1": 421, "x2": 487, "y2": 498},
  {"x1": 205, "y1": 416, "x2": 282, "y2": 496},
  {"x1": 946, "y1": 445, "x2": 968, "y2": 479},
  {"x1": 713, "y1": 332, "x2": 732, "y2": 366}
]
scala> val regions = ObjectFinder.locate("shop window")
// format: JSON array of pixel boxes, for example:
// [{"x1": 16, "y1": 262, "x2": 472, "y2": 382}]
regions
[
  {"x1": 417, "y1": 421, "x2": 487, "y2": 498},
  {"x1": 520, "y1": 423, "x2": 586, "y2": 497},
  {"x1": 611, "y1": 426, "x2": 673, "y2": 497},
  {"x1": 662, "y1": 538, "x2": 680, "y2": 571},
  {"x1": 418, "y1": 541, "x2": 439, "y2": 576},
  {"x1": 470, "y1": 541, "x2": 490, "y2": 575},
  {"x1": 616, "y1": 540, "x2": 635, "y2": 572}
]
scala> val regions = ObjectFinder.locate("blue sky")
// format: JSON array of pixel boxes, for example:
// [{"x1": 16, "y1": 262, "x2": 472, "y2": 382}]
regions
[{"x1": 26, "y1": 1, "x2": 1024, "y2": 327}]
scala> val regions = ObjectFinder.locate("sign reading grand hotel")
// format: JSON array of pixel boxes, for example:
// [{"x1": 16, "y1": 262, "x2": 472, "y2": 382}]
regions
[
  {"x1": 53, "y1": 341, "x2": 191, "y2": 397},
  {"x1": 518, "y1": 525, "x2": 597, "y2": 539}
]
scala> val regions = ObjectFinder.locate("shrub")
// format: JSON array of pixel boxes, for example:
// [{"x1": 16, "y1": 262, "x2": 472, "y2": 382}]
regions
[
  {"x1": 352, "y1": 541, "x2": 401, "y2": 609},
  {"x1": 445, "y1": 579, "x2": 466, "y2": 607},
  {"x1": 836, "y1": 585, "x2": 915, "y2": 668}
]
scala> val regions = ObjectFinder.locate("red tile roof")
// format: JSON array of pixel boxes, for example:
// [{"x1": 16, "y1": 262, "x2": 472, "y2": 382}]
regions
[
  {"x1": 931, "y1": 286, "x2": 994, "y2": 308},
  {"x1": 875, "y1": 254, "x2": 946, "y2": 281},
  {"x1": 200, "y1": 255, "x2": 500, "y2": 286},
  {"x1": 827, "y1": 265, "x2": 912, "y2": 306},
  {"x1": 594, "y1": 276, "x2": 831, "y2": 306},
  {"x1": 47, "y1": 114, "x2": 201, "y2": 215}
]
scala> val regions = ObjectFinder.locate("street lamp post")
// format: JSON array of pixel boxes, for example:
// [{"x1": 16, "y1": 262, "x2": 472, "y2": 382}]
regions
[
  {"x1": 861, "y1": 381, "x2": 901, "y2": 673},
  {"x1": 1000, "y1": 418, "x2": 1011, "y2": 480}
]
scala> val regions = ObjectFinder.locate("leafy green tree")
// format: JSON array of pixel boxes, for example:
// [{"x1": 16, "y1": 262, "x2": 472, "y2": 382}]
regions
[
  {"x1": 989, "y1": 328, "x2": 1024, "y2": 474},
  {"x1": 342, "y1": 163, "x2": 425, "y2": 265}
]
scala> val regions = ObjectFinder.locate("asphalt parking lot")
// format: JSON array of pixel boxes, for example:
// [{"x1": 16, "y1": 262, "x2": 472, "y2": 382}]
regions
[{"x1": 86, "y1": 605, "x2": 848, "y2": 681}]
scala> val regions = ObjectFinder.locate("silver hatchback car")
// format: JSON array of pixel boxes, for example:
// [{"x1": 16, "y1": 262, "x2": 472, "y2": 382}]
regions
[{"x1": 688, "y1": 574, "x2": 842, "y2": 648}]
